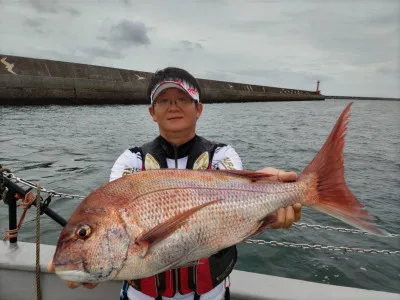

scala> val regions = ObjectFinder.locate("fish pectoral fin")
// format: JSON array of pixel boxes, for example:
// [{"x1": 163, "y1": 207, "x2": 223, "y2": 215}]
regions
[
  {"x1": 137, "y1": 200, "x2": 220, "y2": 254},
  {"x1": 136, "y1": 240, "x2": 150, "y2": 258}
]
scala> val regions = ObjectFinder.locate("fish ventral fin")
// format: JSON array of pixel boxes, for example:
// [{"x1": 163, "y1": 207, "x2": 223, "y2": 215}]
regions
[
  {"x1": 136, "y1": 199, "x2": 220, "y2": 257},
  {"x1": 300, "y1": 102, "x2": 389, "y2": 237}
]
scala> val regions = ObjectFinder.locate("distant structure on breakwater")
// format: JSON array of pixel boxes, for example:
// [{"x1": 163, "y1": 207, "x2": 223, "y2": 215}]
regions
[{"x1": 0, "y1": 54, "x2": 324, "y2": 105}]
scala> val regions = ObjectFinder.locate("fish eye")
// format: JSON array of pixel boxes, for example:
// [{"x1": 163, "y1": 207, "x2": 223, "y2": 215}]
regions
[{"x1": 75, "y1": 225, "x2": 91, "y2": 239}]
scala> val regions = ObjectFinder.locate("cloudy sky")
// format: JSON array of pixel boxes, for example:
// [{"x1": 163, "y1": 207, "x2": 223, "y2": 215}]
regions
[{"x1": 0, "y1": 0, "x2": 399, "y2": 97}]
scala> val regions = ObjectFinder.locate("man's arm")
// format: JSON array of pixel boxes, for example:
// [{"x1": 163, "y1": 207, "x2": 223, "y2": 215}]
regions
[
  {"x1": 213, "y1": 145, "x2": 243, "y2": 170},
  {"x1": 109, "y1": 149, "x2": 142, "y2": 182}
]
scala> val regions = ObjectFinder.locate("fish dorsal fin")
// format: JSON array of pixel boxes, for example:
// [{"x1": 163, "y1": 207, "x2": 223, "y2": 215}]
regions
[
  {"x1": 218, "y1": 169, "x2": 276, "y2": 182},
  {"x1": 136, "y1": 199, "x2": 220, "y2": 257}
]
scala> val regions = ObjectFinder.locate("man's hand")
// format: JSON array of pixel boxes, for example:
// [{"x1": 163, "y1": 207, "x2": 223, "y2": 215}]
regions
[
  {"x1": 47, "y1": 257, "x2": 98, "y2": 289},
  {"x1": 257, "y1": 167, "x2": 302, "y2": 229}
]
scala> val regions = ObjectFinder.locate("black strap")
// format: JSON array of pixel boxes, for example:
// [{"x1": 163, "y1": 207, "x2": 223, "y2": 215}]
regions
[
  {"x1": 225, "y1": 287, "x2": 231, "y2": 300},
  {"x1": 185, "y1": 136, "x2": 219, "y2": 169},
  {"x1": 140, "y1": 137, "x2": 168, "y2": 169}
]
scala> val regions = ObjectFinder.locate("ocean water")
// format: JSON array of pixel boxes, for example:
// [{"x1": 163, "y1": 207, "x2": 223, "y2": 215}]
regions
[{"x1": 0, "y1": 99, "x2": 399, "y2": 294}]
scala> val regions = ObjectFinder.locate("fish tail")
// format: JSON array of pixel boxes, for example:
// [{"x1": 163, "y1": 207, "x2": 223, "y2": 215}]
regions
[{"x1": 299, "y1": 102, "x2": 389, "y2": 237}]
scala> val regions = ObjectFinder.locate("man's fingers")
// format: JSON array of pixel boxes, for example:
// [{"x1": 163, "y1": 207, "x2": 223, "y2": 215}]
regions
[
  {"x1": 271, "y1": 208, "x2": 285, "y2": 229},
  {"x1": 271, "y1": 204, "x2": 301, "y2": 229},
  {"x1": 47, "y1": 257, "x2": 55, "y2": 272},
  {"x1": 283, "y1": 206, "x2": 295, "y2": 229},
  {"x1": 83, "y1": 283, "x2": 98, "y2": 289},
  {"x1": 293, "y1": 203, "x2": 302, "y2": 222},
  {"x1": 65, "y1": 281, "x2": 98, "y2": 289},
  {"x1": 66, "y1": 281, "x2": 82, "y2": 289},
  {"x1": 257, "y1": 167, "x2": 278, "y2": 175},
  {"x1": 278, "y1": 171, "x2": 297, "y2": 182},
  {"x1": 257, "y1": 168, "x2": 297, "y2": 183}
]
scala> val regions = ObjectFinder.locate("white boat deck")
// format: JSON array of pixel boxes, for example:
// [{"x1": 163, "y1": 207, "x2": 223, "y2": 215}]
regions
[{"x1": 1, "y1": 241, "x2": 399, "y2": 300}]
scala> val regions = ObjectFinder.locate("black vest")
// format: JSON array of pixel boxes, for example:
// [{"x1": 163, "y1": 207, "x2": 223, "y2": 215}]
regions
[{"x1": 123, "y1": 135, "x2": 237, "y2": 299}]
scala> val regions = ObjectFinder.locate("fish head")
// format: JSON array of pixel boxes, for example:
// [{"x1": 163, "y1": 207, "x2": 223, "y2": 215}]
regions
[{"x1": 53, "y1": 191, "x2": 130, "y2": 283}]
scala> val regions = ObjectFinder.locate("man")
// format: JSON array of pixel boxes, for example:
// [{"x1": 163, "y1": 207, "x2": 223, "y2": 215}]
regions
[{"x1": 48, "y1": 67, "x2": 301, "y2": 299}]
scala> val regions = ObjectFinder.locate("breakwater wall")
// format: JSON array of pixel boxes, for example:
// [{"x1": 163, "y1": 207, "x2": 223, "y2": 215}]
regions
[{"x1": 0, "y1": 55, "x2": 324, "y2": 105}]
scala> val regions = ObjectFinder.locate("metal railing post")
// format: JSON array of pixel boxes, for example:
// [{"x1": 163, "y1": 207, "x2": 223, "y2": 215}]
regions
[{"x1": 6, "y1": 190, "x2": 18, "y2": 243}]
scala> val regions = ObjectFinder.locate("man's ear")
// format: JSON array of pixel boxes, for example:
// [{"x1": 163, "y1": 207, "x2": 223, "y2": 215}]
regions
[
  {"x1": 196, "y1": 103, "x2": 203, "y2": 119},
  {"x1": 149, "y1": 106, "x2": 158, "y2": 122}
]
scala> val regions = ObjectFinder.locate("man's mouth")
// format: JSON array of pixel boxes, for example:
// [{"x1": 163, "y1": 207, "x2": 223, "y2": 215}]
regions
[{"x1": 167, "y1": 116, "x2": 183, "y2": 120}]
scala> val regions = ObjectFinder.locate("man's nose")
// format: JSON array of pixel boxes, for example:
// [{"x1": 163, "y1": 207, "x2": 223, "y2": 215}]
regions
[{"x1": 167, "y1": 99, "x2": 180, "y2": 109}]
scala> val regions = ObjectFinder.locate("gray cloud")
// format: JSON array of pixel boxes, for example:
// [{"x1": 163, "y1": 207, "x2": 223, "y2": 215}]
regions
[
  {"x1": 230, "y1": 20, "x2": 283, "y2": 33},
  {"x1": 376, "y1": 64, "x2": 400, "y2": 76},
  {"x1": 232, "y1": 68, "x2": 333, "y2": 86},
  {"x1": 24, "y1": 18, "x2": 46, "y2": 28},
  {"x1": 202, "y1": 70, "x2": 236, "y2": 82},
  {"x1": 23, "y1": 17, "x2": 57, "y2": 35},
  {"x1": 82, "y1": 47, "x2": 124, "y2": 59},
  {"x1": 227, "y1": 2, "x2": 399, "y2": 69},
  {"x1": 280, "y1": 3, "x2": 399, "y2": 68},
  {"x1": 99, "y1": 20, "x2": 151, "y2": 47},
  {"x1": 179, "y1": 40, "x2": 204, "y2": 51},
  {"x1": 29, "y1": 0, "x2": 80, "y2": 16}
]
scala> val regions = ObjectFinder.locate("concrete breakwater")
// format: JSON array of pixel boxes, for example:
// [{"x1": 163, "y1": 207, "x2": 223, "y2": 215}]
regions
[
  {"x1": 325, "y1": 96, "x2": 400, "y2": 101},
  {"x1": 0, "y1": 55, "x2": 324, "y2": 105}
]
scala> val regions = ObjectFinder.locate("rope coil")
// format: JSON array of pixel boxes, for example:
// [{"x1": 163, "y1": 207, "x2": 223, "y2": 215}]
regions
[{"x1": 2, "y1": 192, "x2": 36, "y2": 241}]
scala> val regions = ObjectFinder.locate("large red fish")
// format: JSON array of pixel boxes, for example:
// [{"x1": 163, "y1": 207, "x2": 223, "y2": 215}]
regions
[{"x1": 52, "y1": 102, "x2": 388, "y2": 283}]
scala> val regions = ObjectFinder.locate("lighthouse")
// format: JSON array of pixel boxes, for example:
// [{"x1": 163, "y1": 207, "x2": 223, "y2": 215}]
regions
[{"x1": 316, "y1": 80, "x2": 321, "y2": 94}]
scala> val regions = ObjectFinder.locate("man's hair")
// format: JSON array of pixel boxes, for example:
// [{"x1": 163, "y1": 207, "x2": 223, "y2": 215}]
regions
[{"x1": 146, "y1": 67, "x2": 202, "y2": 103}]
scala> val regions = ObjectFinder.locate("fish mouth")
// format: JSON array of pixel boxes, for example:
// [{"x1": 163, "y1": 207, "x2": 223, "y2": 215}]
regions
[
  {"x1": 55, "y1": 270, "x2": 93, "y2": 283},
  {"x1": 54, "y1": 261, "x2": 116, "y2": 283},
  {"x1": 54, "y1": 267, "x2": 112, "y2": 283}
]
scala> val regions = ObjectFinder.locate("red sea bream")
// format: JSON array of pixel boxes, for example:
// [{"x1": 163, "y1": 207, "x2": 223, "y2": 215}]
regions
[{"x1": 52, "y1": 102, "x2": 388, "y2": 283}]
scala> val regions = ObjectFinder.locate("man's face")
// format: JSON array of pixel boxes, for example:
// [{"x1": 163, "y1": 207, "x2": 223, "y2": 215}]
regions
[{"x1": 149, "y1": 87, "x2": 203, "y2": 134}]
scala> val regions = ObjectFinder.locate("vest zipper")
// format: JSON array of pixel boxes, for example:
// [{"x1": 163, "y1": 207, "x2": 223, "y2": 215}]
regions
[
  {"x1": 155, "y1": 274, "x2": 160, "y2": 296},
  {"x1": 193, "y1": 264, "x2": 197, "y2": 294},
  {"x1": 175, "y1": 269, "x2": 179, "y2": 295},
  {"x1": 174, "y1": 146, "x2": 178, "y2": 168}
]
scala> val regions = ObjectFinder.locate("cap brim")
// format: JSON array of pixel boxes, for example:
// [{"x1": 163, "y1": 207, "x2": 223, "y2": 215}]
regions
[
  {"x1": 152, "y1": 83, "x2": 191, "y2": 102},
  {"x1": 150, "y1": 80, "x2": 200, "y2": 104}
]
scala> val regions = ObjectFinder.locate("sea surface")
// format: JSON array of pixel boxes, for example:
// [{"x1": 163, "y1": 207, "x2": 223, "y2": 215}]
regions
[{"x1": 0, "y1": 99, "x2": 399, "y2": 294}]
